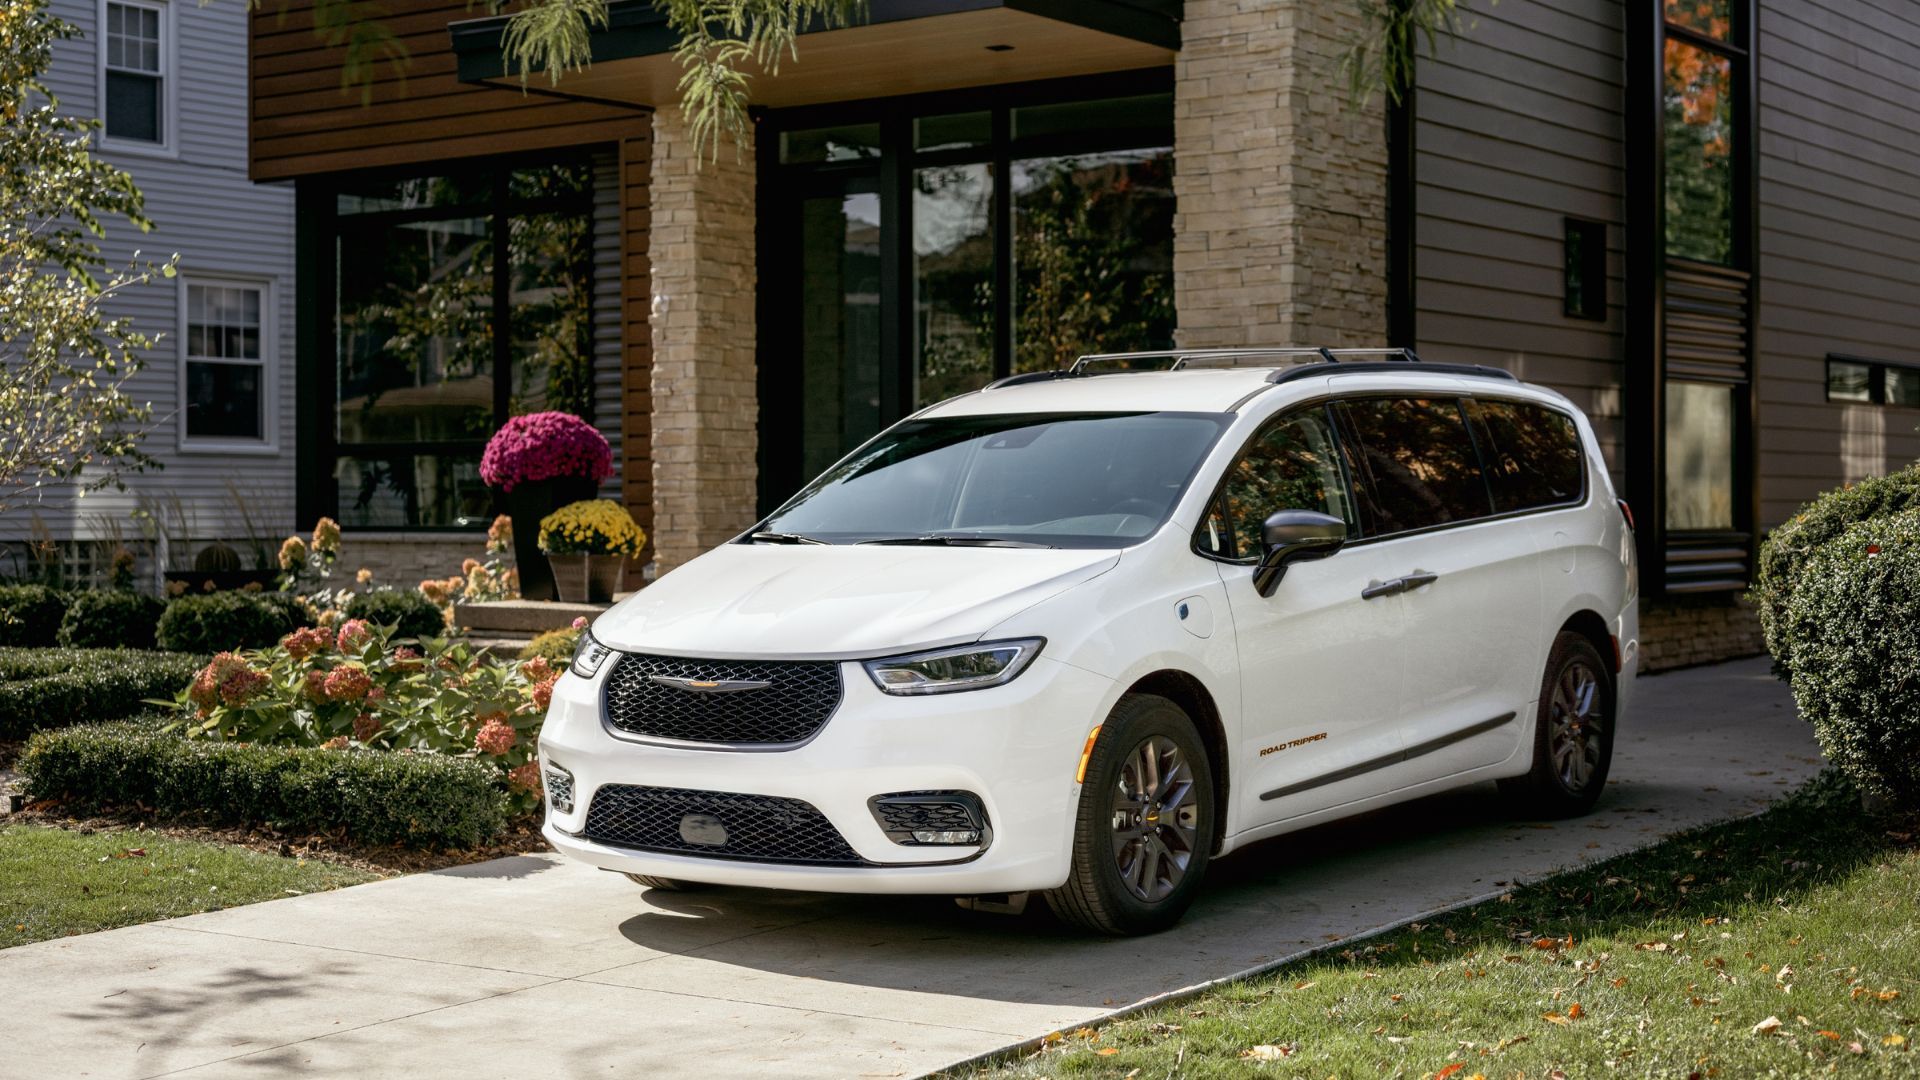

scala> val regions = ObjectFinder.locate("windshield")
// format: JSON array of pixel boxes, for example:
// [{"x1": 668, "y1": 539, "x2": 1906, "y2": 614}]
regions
[{"x1": 755, "y1": 411, "x2": 1232, "y2": 549}]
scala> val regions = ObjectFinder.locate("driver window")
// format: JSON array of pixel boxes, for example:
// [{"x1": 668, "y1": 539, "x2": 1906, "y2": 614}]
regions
[{"x1": 1200, "y1": 407, "x2": 1351, "y2": 560}]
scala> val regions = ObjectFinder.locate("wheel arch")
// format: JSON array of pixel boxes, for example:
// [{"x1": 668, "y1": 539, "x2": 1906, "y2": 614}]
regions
[
  {"x1": 1559, "y1": 609, "x2": 1618, "y2": 678},
  {"x1": 1124, "y1": 668, "x2": 1230, "y2": 855}
]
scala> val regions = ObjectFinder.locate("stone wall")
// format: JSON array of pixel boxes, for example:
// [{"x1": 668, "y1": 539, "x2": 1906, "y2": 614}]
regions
[
  {"x1": 1173, "y1": 0, "x2": 1389, "y2": 349},
  {"x1": 1639, "y1": 596, "x2": 1766, "y2": 674},
  {"x1": 647, "y1": 107, "x2": 760, "y2": 573}
]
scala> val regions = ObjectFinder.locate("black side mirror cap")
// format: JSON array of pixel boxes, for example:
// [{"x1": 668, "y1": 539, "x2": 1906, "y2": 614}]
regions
[{"x1": 1253, "y1": 510, "x2": 1348, "y2": 597}]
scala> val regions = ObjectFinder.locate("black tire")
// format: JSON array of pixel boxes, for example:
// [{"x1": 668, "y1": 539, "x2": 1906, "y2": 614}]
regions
[
  {"x1": 1043, "y1": 693, "x2": 1215, "y2": 936},
  {"x1": 1500, "y1": 631, "x2": 1615, "y2": 818},
  {"x1": 624, "y1": 874, "x2": 707, "y2": 891}
]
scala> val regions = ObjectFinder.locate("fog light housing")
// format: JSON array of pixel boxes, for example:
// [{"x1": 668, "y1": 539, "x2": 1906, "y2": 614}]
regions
[
  {"x1": 870, "y1": 791, "x2": 990, "y2": 848},
  {"x1": 543, "y1": 761, "x2": 575, "y2": 814}
]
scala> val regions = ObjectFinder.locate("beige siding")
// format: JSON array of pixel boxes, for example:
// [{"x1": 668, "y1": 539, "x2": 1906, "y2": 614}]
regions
[
  {"x1": 1410, "y1": 0, "x2": 1627, "y2": 486},
  {"x1": 1755, "y1": 0, "x2": 1920, "y2": 525}
]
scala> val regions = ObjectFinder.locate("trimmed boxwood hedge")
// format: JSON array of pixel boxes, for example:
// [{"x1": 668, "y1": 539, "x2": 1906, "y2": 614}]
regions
[
  {"x1": 1755, "y1": 463, "x2": 1920, "y2": 677},
  {"x1": 0, "y1": 650, "x2": 205, "y2": 740},
  {"x1": 58, "y1": 590, "x2": 165, "y2": 649},
  {"x1": 342, "y1": 589, "x2": 447, "y2": 641},
  {"x1": 0, "y1": 584, "x2": 66, "y2": 647},
  {"x1": 1782, "y1": 508, "x2": 1920, "y2": 806},
  {"x1": 156, "y1": 591, "x2": 312, "y2": 654},
  {"x1": 19, "y1": 720, "x2": 508, "y2": 848}
]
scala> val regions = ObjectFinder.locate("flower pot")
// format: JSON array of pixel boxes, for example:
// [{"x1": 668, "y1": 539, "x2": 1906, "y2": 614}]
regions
[
  {"x1": 499, "y1": 476, "x2": 600, "y2": 601},
  {"x1": 546, "y1": 553, "x2": 627, "y2": 604}
]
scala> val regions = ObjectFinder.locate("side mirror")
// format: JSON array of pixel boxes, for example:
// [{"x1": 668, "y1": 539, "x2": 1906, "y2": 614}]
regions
[{"x1": 1252, "y1": 510, "x2": 1347, "y2": 597}]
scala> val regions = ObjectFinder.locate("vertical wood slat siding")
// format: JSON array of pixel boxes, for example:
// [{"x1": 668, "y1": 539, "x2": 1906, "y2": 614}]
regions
[
  {"x1": 1409, "y1": 0, "x2": 1629, "y2": 488},
  {"x1": 249, "y1": 0, "x2": 648, "y2": 180},
  {"x1": 1755, "y1": 0, "x2": 1920, "y2": 525}
]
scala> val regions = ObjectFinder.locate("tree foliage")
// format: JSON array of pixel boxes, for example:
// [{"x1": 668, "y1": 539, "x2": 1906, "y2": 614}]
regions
[
  {"x1": 0, "y1": 0, "x2": 173, "y2": 515},
  {"x1": 1340, "y1": 0, "x2": 1489, "y2": 107}
]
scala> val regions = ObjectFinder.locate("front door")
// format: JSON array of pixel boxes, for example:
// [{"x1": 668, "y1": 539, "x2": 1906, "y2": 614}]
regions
[{"x1": 1203, "y1": 405, "x2": 1411, "y2": 834}]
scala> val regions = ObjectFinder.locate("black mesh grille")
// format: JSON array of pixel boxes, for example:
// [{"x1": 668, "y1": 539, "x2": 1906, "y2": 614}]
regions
[
  {"x1": 582, "y1": 784, "x2": 868, "y2": 866},
  {"x1": 870, "y1": 791, "x2": 989, "y2": 846},
  {"x1": 601, "y1": 653, "x2": 842, "y2": 745}
]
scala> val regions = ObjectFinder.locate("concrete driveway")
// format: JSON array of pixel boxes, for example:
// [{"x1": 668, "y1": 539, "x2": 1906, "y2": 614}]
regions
[{"x1": 0, "y1": 657, "x2": 1821, "y2": 1080}]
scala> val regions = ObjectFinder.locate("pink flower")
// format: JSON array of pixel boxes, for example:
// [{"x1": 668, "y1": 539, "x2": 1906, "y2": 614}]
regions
[
  {"x1": 478, "y1": 411, "x2": 612, "y2": 492},
  {"x1": 390, "y1": 646, "x2": 423, "y2": 673},
  {"x1": 366, "y1": 685, "x2": 387, "y2": 702},
  {"x1": 520, "y1": 657, "x2": 554, "y2": 684},
  {"x1": 353, "y1": 712, "x2": 382, "y2": 743},
  {"x1": 507, "y1": 761, "x2": 543, "y2": 795},
  {"x1": 335, "y1": 618, "x2": 374, "y2": 652},
  {"x1": 190, "y1": 653, "x2": 267, "y2": 709},
  {"x1": 302, "y1": 669, "x2": 329, "y2": 700},
  {"x1": 476, "y1": 718, "x2": 517, "y2": 756},
  {"x1": 321, "y1": 736, "x2": 350, "y2": 750},
  {"x1": 531, "y1": 676, "x2": 558, "y2": 712},
  {"x1": 281, "y1": 626, "x2": 332, "y2": 661},
  {"x1": 570, "y1": 616, "x2": 588, "y2": 631},
  {"x1": 322, "y1": 666, "x2": 373, "y2": 702}
]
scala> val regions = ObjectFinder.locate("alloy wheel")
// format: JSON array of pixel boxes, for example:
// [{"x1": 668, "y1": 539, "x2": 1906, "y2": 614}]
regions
[
  {"x1": 1547, "y1": 658, "x2": 1605, "y2": 793},
  {"x1": 1109, "y1": 735, "x2": 1200, "y2": 903}
]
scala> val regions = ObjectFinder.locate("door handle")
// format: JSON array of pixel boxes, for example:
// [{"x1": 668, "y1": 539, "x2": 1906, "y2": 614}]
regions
[
  {"x1": 1399, "y1": 571, "x2": 1439, "y2": 591},
  {"x1": 1360, "y1": 579, "x2": 1404, "y2": 600}
]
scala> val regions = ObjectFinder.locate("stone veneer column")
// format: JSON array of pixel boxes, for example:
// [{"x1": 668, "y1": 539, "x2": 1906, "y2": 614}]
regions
[
  {"x1": 647, "y1": 107, "x2": 758, "y2": 573},
  {"x1": 1174, "y1": 0, "x2": 1389, "y2": 349}
]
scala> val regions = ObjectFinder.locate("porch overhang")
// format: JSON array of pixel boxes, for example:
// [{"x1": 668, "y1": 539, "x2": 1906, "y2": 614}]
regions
[{"x1": 449, "y1": 0, "x2": 1179, "y2": 109}]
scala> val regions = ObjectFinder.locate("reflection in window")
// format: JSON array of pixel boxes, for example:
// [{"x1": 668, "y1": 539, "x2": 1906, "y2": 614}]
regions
[
  {"x1": 1827, "y1": 359, "x2": 1873, "y2": 403},
  {"x1": 1472, "y1": 400, "x2": 1585, "y2": 512},
  {"x1": 334, "y1": 453, "x2": 491, "y2": 530},
  {"x1": 1339, "y1": 398, "x2": 1492, "y2": 535},
  {"x1": 1889, "y1": 368, "x2": 1920, "y2": 408},
  {"x1": 185, "y1": 283, "x2": 266, "y2": 441},
  {"x1": 1204, "y1": 409, "x2": 1349, "y2": 560},
  {"x1": 1663, "y1": 0, "x2": 1731, "y2": 39},
  {"x1": 799, "y1": 192, "x2": 883, "y2": 479},
  {"x1": 914, "y1": 164, "x2": 994, "y2": 405},
  {"x1": 1664, "y1": 38, "x2": 1734, "y2": 264},
  {"x1": 1012, "y1": 149, "x2": 1175, "y2": 374},
  {"x1": 780, "y1": 124, "x2": 882, "y2": 164},
  {"x1": 1665, "y1": 380, "x2": 1735, "y2": 530}
]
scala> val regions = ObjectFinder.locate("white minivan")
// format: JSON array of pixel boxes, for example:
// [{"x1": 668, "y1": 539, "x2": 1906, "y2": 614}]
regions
[{"x1": 539, "y1": 349, "x2": 1639, "y2": 935}]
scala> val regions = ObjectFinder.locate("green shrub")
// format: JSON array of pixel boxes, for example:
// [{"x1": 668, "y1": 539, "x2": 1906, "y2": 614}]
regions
[
  {"x1": 1782, "y1": 508, "x2": 1920, "y2": 806},
  {"x1": 20, "y1": 720, "x2": 508, "y2": 848},
  {"x1": 0, "y1": 651, "x2": 205, "y2": 739},
  {"x1": 0, "y1": 584, "x2": 66, "y2": 647},
  {"x1": 156, "y1": 591, "x2": 311, "y2": 654},
  {"x1": 519, "y1": 626, "x2": 581, "y2": 662},
  {"x1": 1755, "y1": 464, "x2": 1920, "y2": 677},
  {"x1": 57, "y1": 590, "x2": 165, "y2": 649},
  {"x1": 342, "y1": 589, "x2": 446, "y2": 641}
]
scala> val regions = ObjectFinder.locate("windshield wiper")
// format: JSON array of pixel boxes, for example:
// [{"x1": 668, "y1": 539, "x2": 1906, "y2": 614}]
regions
[
  {"x1": 859, "y1": 535, "x2": 1056, "y2": 549},
  {"x1": 748, "y1": 531, "x2": 829, "y2": 545}
]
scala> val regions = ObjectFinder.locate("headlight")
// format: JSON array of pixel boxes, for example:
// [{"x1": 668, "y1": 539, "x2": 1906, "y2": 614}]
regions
[
  {"x1": 570, "y1": 626, "x2": 615, "y2": 679},
  {"x1": 862, "y1": 639, "x2": 1044, "y2": 696}
]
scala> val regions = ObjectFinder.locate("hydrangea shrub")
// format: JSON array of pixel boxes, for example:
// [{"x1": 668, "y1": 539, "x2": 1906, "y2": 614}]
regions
[{"x1": 479, "y1": 411, "x2": 613, "y2": 493}]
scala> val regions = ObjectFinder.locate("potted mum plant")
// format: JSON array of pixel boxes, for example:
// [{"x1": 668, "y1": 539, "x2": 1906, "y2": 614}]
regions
[
  {"x1": 480, "y1": 412, "x2": 613, "y2": 601},
  {"x1": 539, "y1": 500, "x2": 646, "y2": 603}
]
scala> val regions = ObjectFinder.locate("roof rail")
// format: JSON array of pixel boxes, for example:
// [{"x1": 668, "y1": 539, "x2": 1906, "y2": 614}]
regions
[{"x1": 982, "y1": 346, "x2": 1517, "y2": 390}]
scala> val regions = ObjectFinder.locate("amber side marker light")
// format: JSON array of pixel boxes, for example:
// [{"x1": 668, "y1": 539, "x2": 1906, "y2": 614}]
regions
[{"x1": 1075, "y1": 725, "x2": 1103, "y2": 783}]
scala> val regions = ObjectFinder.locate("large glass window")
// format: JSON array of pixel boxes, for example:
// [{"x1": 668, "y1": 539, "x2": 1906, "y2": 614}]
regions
[
  {"x1": 103, "y1": 0, "x2": 164, "y2": 144},
  {"x1": 1663, "y1": 37, "x2": 1735, "y2": 264},
  {"x1": 1664, "y1": 381, "x2": 1735, "y2": 530},
  {"x1": 328, "y1": 164, "x2": 592, "y2": 528},
  {"x1": 183, "y1": 281, "x2": 266, "y2": 442},
  {"x1": 914, "y1": 163, "x2": 995, "y2": 403}
]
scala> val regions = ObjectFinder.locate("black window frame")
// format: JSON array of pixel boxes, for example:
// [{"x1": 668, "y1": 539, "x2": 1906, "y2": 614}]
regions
[
  {"x1": 1562, "y1": 216, "x2": 1608, "y2": 321},
  {"x1": 301, "y1": 151, "x2": 599, "y2": 533},
  {"x1": 1825, "y1": 353, "x2": 1920, "y2": 408}
]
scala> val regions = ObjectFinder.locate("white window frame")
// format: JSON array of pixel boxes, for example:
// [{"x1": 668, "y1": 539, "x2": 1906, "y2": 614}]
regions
[
  {"x1": 96, "y1": 0, "x2": 178, "y2": 158},
  {"x1": 177, "y1": 274, "x2": 278, "y2": 454}
]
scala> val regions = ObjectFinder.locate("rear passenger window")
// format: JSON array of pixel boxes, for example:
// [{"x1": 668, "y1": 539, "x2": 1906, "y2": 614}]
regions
[
  {"x1": 1471, "y1": 399, "x2": 1586, "y2": 512},
  {"x1": 1337, "y1": 397, "x2": 1491, "y2": 535},
  {"x1": 1199, "y1": 407, "x2": 1351, "y2": 560}
]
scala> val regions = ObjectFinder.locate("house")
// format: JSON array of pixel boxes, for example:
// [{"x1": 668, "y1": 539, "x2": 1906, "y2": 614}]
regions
[
  {"x1": 243, "y1": 0, "x2": 1920, "y2": 670},
  {"x1": 3, "y1": 0, "x2": 300, "y2": 586}
]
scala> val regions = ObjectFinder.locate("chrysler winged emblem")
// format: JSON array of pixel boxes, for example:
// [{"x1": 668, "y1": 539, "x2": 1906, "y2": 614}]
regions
[{"x1": 649, "y1": 675, "x2": 773, "y2": 693}]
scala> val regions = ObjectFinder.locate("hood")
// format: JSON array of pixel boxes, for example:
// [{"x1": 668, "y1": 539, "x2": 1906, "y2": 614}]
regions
[{"x1": 593, "y1": 542, "x2": 1121, "y2": 659}]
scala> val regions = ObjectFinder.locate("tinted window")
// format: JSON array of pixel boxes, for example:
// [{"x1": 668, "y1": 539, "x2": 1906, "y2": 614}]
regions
[
  {"x1": 1471, "y1": 399, "x2": 1585, "y2": 512},
  {"x1": 1338, "y1": 397, "x2": 1491, "y2": 535},
  {"x1": 1199, "y1": 408, "x2": 1351, "y2": 560},
  {"x1": 761, "y1": 411, "x2": 1230, "y2": 549}
]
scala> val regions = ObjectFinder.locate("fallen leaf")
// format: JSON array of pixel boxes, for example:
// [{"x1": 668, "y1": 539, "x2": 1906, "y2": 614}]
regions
[
  {"x1": 1435, "y1": 1064, "x2": 1465, "y2": 1079},
  {"x1": 1241, "y1": 1044, "x2": 1294, "y2": 1060},
  {"x1": 1494, "y1": 1035, "x2": 1530, "y2": 1051},
  {"x1": 1294, "y1": 981, "x2": 1316, "y2": 991},
  {"x1": 112, "y1": 848, "x2": 148, "y2": 859},
  {"x1": 1542, "y1": 1013, "x2": 1570, "y2": 1026},
  {"x1": 1532, "y1": 937, "x2": 1561, "y2": 951},
  {"x1": 1817, "y1": 1030, "x2": 1841, "y2": 1040},
  {"x1": 1567, "y1": 1003, "x2": 1585, "y2": 1020},
  {"x1": 1611, "y1": 977, "x2": 1629, "y2": 988},
  {"x1": 1751, "y1": 1016, "x2": 1783, "y2": 1036},
  {"x1": 1886, "y1": 1033, "x2": 1908, "y2": 1047},
  {"x1": 1848, "y1": 1042, "x2": 1867, "y2": 1055},
  {"x1": 1095, "y1": 1047, "x2": 1119, "y2": 1057},
  {"x1": 1878, "y1": 990, "x2": 1902, "y2": 1002},
  {"x1": 1070, "y1": 1027, "x2": 1098, "y2": 1040}
]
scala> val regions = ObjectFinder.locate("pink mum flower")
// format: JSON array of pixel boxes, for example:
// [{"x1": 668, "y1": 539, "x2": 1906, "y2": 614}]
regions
[
  {"x1": 570, "y1": 616, "x2": 588, "y2": 631},
  {"x1": 475, "y1": 718, "x2": 517, "y2": 756}
]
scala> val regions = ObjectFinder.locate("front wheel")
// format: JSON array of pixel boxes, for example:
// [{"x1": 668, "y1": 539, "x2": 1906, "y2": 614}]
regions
[
  {"x1": 1500, "y1": 631, "x2": 1615, "y2": 818},
  {"x1": 1043, "y1": 694, "x2": 1215, "y2": 935}
]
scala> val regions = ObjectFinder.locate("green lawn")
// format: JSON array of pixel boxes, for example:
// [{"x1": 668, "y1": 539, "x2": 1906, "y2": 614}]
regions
[
  {"x1": 0, "y1": 823, "x2": 377, "y2": 947},
  {"x1": 956, "y1": 772, "x2": 1918, "y2": 1079}
]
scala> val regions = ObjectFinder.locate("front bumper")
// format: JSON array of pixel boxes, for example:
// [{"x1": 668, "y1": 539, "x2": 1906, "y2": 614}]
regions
[{"x1": 537, "y1": 654, "x2": 1115, "y2": 895}]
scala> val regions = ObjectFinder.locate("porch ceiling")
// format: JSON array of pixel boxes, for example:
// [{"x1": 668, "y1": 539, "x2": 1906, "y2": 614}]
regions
[{"x1": 449, "y1": 0, "x2": 1178, "y2": 110}]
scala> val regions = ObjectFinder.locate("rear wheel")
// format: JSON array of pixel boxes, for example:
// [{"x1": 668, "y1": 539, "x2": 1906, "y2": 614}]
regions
[
  {"x1": 1501, "y1": 631, "x2": 1615, "y2": 818},
  {"x1": 624, "y1": 874, "x2": 707, "y2": 891},
  {"x1": 1043, "y1": 693, "x2": 1215, "y2": 935}
]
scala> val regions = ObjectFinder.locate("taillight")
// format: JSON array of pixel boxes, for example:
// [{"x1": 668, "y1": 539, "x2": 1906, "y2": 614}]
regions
[{"x1": 1617, "y1": 499, "x2": 1636, "y2": 531}]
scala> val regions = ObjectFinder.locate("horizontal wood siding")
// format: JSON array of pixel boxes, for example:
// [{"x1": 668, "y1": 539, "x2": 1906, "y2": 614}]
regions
[
  {"x1": 1411, "y1": 0, "x2": 1627, "y2": 486},
  {"x1": 1754, "y1": 0, "x2": 1920, "y2": 525},
  {"x1": 250, "y1": 0, "x2": 649, "y2": 180},
  {"x1": 15, "y1": 0, "x2": 298, "y2": 558}
]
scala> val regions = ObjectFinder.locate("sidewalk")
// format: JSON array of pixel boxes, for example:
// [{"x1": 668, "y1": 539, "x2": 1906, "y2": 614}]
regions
[{"x1": 0, "y1": 657, "x2": 1819, "y2": 1080}]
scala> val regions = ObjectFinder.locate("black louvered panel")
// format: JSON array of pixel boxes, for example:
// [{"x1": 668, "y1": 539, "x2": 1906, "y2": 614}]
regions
[
  {"x1": 583, "y1": 785, "x2": 868, "y2": 866},
  {"x1": 601, "y1": 653, "x2": 842, "y2": 745},
  {"x1": 1665, "y1": 262, "x2": 1751, "y2": 383},
  {"x1": 1665, "y1": 531, "x2": 1753, "y2": 593}
]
